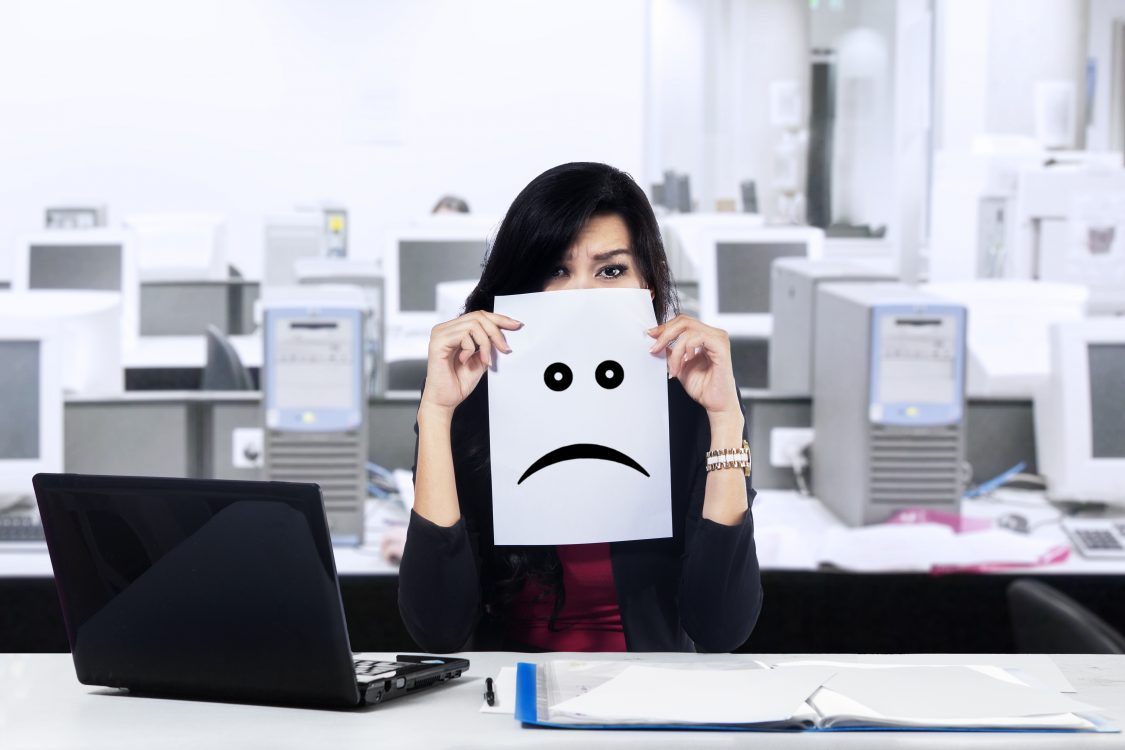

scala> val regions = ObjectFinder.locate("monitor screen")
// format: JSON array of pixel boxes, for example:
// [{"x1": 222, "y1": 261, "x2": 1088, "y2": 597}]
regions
[
  {"x1": 272, "y1": 317, "x2": 358, "y2": 411},
  {"x1": 398, "y1": 240, "x2": 485, "y2": 312},
  {"x1": 28, "y1": 244, "x2": 123, "y2": 291},
  {"x1": 716, "y1": 242, "x2": 806, "y2": 314},
  {"x1": 1089, "y1": 343, "x2": 1125, "y2": 459},
  {"x1": 0, "y1": 341, "x2": 40, "y2": 459}
]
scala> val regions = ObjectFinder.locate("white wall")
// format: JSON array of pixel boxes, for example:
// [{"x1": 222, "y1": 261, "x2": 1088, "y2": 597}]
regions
[
  {"x1": 934, "y1": 0, "x2": 1089, "y2": 150},
  {"x1": 0, "y1": 0, "x2": 648, "y2": 279},
  {"x1": 647, "y1": 0, "x2": 809, "y2": 217},
  {"x1": 986, "y1": 0, "x2": 1089, "y2": 146},
  {"x1": 1088, "y1": 0, "x2": 1125, "y2": 150}
]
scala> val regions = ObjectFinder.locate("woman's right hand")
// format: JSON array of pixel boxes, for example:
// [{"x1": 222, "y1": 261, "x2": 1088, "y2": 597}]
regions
[{"x1": 420, "y1": 310, "x2": 523, "y2": 414}]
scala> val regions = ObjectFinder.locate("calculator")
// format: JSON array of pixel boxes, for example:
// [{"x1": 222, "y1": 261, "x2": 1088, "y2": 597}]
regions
[{"x1": 1061, "y1": 518, "x2": 1125, "y2": 560}]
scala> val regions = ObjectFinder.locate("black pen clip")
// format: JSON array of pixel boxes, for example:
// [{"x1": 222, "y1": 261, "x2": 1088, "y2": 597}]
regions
[{"x1": 484, "y1": 676, "x2": 496, "y2": 706}]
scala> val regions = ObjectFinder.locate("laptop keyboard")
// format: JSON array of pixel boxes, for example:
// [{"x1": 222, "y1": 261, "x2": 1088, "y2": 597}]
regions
[
  {"x1": 354, "y1": 660, "x2": 405, "y2": 685},
  {"x1": 0, "y1": 515, "x2": 46, "y2": 542}
]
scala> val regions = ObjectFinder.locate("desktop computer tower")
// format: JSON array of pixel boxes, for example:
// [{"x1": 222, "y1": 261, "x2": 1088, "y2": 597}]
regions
[
  {"x1": 261, "y1": 289, "x2": 369, "y2": 544},
  {"x1": 769, "y1": 258, "x2": 894, "y2": 394},
  {"x1": 812, "y1": 283, "x2": 967, "y2": 526}
]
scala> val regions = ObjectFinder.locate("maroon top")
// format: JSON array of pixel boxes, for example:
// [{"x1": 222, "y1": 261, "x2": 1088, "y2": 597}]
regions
[{"x1": 505, "y1": 542, "x2": 627, "y2": 652}]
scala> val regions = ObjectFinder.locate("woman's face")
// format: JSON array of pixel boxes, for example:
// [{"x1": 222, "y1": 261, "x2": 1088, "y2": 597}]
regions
[{"x1": 541, "y1": 213, "x2": 647, "y2": 293}]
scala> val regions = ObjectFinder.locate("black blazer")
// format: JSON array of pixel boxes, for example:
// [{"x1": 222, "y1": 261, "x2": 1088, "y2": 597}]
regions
[{"x1": 398, "y1": 377, "x2": 763, "y2": 653}]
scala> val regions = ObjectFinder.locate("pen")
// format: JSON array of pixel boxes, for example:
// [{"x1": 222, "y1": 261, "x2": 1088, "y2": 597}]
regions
[{"x1": 484, "y1": 677, "x2": 496, "y2": 706}]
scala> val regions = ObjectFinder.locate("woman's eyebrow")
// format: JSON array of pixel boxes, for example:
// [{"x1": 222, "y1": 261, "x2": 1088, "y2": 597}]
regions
[{"x1": 590, "y1": 248, "x2": 631, "y2": 262}]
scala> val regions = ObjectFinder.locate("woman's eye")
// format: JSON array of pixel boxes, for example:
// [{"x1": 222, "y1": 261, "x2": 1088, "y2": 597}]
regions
[
  {"x1": 550, "y1": 267, "x2": 567, "y2": 278},
  {"x1": 598, "y1": 264, "x2": 627, "y2": 279}
]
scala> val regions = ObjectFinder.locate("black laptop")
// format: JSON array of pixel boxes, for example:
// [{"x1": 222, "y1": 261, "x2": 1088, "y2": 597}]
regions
[{"x1": 33, "y1": 473, "x2": 467, "y2": 708}]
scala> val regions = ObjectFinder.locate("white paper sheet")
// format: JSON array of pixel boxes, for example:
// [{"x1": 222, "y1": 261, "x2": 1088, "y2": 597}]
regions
[
  {"x1": 488, "y1": 289, "x2": 672, "y2": 545},
  {"x1": 817, "y1": 523, "x2": 1064, "y2": 572},
  {"x1": 479, "y1": 666, "x2": 517, "y2": 714},
  {"x1": 773, "y1": 656, "x2": 1076, "y2": 693},
  {"x1": 548, "y1": 665, "x2": 835, "y2": 725},
  {"x1": 821, "y1": 666, "x2": 1099, "y2": 721}
]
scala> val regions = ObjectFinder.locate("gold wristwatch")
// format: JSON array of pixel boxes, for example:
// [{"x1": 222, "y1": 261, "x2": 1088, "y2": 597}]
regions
[{"x1": 705, "y1": 439, "x2": 751, "y2": 476}]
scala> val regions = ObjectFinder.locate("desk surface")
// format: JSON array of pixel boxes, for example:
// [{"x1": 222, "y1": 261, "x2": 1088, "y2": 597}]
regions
[
  {"x1": 4, "y1": 489, "x2": 1125, "y2": 578},
  {"x1": 0, "y1": 652, "x2": 1121, "y2": 748}
]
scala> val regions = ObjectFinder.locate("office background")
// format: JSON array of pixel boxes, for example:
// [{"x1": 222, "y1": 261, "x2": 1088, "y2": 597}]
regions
[{"x1": 3, "y1": 0, "x2": 1125, "y2": 657}]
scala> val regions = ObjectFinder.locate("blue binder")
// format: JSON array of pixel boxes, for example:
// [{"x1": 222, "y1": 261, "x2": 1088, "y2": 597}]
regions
[{"x1": 514, "y1": 662, "x2": 1118, "y2": 733}]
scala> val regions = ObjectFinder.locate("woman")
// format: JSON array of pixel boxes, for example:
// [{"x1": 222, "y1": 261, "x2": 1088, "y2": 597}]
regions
[{"x1": 399, "y1": 162, "x2": 762, "y2": 653}]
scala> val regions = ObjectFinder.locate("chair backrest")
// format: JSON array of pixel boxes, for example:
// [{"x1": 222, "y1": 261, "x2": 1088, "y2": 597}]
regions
[
  {"x1": 1007, "y1": 578, "x2": 1125, "y2": 654},
  {"x1": 202, "y1": 324, "x2": 254, "y2": 391}
]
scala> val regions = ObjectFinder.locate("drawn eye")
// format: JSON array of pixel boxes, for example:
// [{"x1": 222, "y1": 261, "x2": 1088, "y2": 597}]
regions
[
  {"x1": 544, "y1": 362, "x2": 573, "y2": 392},
  {"x1": 595, "y1": 360, "x2": 624, "y2": 389}
]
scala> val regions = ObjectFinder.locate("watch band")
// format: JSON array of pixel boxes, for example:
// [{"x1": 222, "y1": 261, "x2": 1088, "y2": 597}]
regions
[{"x1": 705, "y1": 439, "x2": 751, "y2": 476}]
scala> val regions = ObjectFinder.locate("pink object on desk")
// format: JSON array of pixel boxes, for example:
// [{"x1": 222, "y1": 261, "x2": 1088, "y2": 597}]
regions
[
  {"x1": 884, "y1": 507, "x2": 1071, "y2": 573},
  {"x1": 885, "y1": 507, "x2": 992, "y2": 533}
]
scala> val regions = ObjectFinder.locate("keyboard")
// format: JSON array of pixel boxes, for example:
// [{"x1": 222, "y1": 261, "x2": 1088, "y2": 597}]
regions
[
  {"x1": 1061, "y1": 518, "x2": 1125, "y2": 560},
  {"x1": 0, "y1": 515, "x2": 46, "y2": 543},
  {"x1": 354, "y1": 659, "x2": 409, "y2": 685}
]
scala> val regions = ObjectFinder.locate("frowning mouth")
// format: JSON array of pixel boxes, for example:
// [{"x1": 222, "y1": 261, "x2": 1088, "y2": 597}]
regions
[{"x1": 517, "y1": 443, "x2": 649, "y2": 485}]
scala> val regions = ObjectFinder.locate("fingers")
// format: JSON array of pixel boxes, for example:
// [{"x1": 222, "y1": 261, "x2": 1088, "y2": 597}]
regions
[
  {"x1": 460, "y1": 323, "x2": 493, "y2": 368},
  {"x1": 648, "y1": 315, "x2": 727, "y2": 359},
  {"x1": 475, "y1": 315, "x2": 512, "y2": 356},
  {"x1": 432, "y1": 311, "x2": 522, "y2": 366},
  {"x1": 481, "y1": 311, "x2": 523, "y2": 331},
  {"x1": 647, "y1": 317, "x2": 692, "y2": 355},
  {"x1": 668, "y1": 332, "x2": 706, "y2": 379}
]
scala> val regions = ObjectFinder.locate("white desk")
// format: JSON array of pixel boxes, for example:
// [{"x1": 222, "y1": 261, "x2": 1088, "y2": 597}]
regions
[
  {"x1": 0, "y1": 652, "x2": 1121, "y2": 748},
  {"x1": 124, "y1": 334, "x2": 263, "y2": 369},
  {"x1": 753, "y1": 488, "x2": 1125, "y2": 574}
]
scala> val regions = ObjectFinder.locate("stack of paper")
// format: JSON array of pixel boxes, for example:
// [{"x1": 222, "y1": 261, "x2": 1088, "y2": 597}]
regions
[
  {"x1": 816, "y1": 523, "x2": 1068, "y2": 572},
  {"x1": 512, "y1": 659, "x2": 1116, "y2": 733}
]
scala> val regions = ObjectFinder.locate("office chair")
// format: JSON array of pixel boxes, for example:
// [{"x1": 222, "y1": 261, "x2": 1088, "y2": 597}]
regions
[
  {"x1": 1007, "y1": 579, "x2": 1125, "y2": 654},
  {"x1": 202, "y1": 324, "x2": 254, "y2": 391}
]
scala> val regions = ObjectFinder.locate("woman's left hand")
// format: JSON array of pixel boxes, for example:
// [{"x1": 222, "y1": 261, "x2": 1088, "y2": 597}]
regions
[{"x1": 647, "y1": 315, "x2": 741, "y2": 419}]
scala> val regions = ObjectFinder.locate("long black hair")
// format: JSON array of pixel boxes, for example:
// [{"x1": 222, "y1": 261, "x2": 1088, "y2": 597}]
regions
[
  {"x1": 464, "y1": 162, "x2": 676, "y2": 321},
  {"x1": 455, "y1": 162, "x2": 678, "y2": 631}
]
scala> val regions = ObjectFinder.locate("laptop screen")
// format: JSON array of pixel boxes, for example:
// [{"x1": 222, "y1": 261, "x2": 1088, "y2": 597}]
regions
[{"x1": 34, "y1": 474, "x2": 361, "y2": 707}]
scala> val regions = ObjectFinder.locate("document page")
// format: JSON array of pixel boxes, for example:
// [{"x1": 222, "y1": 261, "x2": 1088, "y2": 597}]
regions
[
  {"x1": 547, "y1": 665, "x2": 834, "y2": 725},
  {"x1": 489, "y1": 289, "x2": 672, "y2": 545}
]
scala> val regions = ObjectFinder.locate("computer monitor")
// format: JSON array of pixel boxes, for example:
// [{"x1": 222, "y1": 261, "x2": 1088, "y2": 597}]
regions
[
  {"x1": 1035, "y1": 319, "x2": 1125, "y2": 506},
  {"x1": 124, "y1": 213, "x2": 227, "y2": 282},
  {"x1": 12, "y1": 230, "x2": 139, "y2": 345},
  {"x1": 657, "y1": 215, "x2": 823, "y2": 335},
  {"x1": 696, "y1": 225, "x2": 824, "y2": 337},
  {"x1": 0, "y1": 292, "x2": 123, "y2": 395},
  {"x1": 383, "y1": 218, "x2": 494, "y2": 336},
  {"x1": 0, "y1": 318, "x2": 63, "y2": 498}
]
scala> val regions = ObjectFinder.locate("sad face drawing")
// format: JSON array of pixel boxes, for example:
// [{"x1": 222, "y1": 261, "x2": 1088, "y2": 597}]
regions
[{"x1": 488, "y1": 289, "x2": 672, "y2": 546}]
